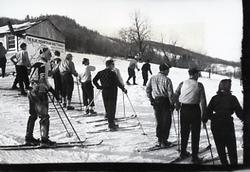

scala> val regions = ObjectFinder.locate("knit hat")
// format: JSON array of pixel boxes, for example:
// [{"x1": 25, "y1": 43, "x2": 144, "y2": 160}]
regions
[{"x1": 82, "y1": 58, "x2": 89, "y2": 64}]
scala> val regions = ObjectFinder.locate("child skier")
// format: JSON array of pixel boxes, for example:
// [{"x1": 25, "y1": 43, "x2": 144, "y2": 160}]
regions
[
  {"x1": 78, "y1": 58, "x2": 97, "y2": 115},
  {"x1": 203, "y1": 79, "x2": 243, "y2": 165}
]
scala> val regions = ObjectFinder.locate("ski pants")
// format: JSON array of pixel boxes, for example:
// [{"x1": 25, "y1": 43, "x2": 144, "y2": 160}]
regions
[
  {"x1": 16, "y1": 65, "x2": 30, "y2": 92},
  {"x1": 180, "y1": 104, "x2": 201, "y2": 159},
  {"x1": 153, "y1": 97, "x2": 172, "y2": 142},
  {"x1": 102, "y1": 87, "x2": 118, "y2": 128},
  {"x1": 127, "y1": 67, "x2": 136, "y2": 84},
  {"x1": 0, "y1": 57, "x2": 6, "y2": 77},
  {"x1": 211, "y1": 119, "x2": 238, "y2": 165},
  {"x1": 142, "y1": 71, "x2": 148, "y2": 86},
  {"x1": 53, "y1": 72, "x2": 62, "y2": 99},
  {"x1": 60, "y1": 72, "x2": 74, "y2": 101},
  {"x1": 26, "y1": 91, "x2": 50, "y2": 140},
  {"x1": 81, "y1": 81, "x2": 94, "y2": 107}
]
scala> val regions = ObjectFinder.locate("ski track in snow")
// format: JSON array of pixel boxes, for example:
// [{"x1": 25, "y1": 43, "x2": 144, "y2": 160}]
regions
[{"x1": 0, "y1": 52, "x2": 243, "y2": 164}]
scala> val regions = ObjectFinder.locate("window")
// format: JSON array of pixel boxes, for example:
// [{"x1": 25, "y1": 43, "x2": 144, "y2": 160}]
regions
[{"x1": 7, "y1": 35, "x2": 16, "y2": 50}]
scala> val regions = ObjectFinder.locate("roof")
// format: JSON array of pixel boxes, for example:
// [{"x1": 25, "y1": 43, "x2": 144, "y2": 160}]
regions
[{"x1": 0, "y1": 21, "x2": 42, "y2": 34}]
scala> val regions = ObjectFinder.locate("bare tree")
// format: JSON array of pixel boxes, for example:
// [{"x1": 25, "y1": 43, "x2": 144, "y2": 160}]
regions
[
  {"x1": 119, "y1": 11, "x2": 150, "y2": 58},
  {"x1": 160, "y1": 35, "x2": 178, "y2": 66}
]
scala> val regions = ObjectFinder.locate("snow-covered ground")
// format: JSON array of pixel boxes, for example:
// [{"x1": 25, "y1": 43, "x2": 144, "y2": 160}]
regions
[{"x1": 0, "y1": 52, "x2": 243, "y2": 164}]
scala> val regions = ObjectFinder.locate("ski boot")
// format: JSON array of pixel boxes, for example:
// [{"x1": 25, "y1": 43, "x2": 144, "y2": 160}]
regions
[
  {"x1": 25, "y1": 136, "x2": 40, "y2": 146},
  {"x1": 40, "y1": 138, "x2": 56, "y2": 147}
]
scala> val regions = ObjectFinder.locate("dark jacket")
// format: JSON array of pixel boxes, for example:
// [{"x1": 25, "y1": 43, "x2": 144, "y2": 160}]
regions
[{"x1": 203, "y1": 92, "x2": 243, "y2": 123}]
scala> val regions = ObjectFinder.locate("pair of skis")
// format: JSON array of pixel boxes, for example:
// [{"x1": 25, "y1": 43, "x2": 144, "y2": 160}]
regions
[{"x1": 0, "y1": 139, "x2": 103, "y2": 151}]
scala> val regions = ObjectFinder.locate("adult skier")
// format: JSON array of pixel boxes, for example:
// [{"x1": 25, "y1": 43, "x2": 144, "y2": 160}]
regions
[
  {"x1": 126, "y1": 56, "x2": 140, "y2": 85},
  {"x1": 146, "y1": 63, "x2": 174, "y2": 147},
  {"x1": 0, "y1": 42, "x2": 7, "y2": 78},
  {"x1": 93, "y1": 59, "x2": 127, "y2": 131},
  {"x1": 141, "y1": 59, "x2": 152, "y2": 86},
  {"x1": 175, "y1": 67, "x2": 207, "y2": 163},
  {"x1": 51, "y1": 50, "x2": 62, "y2": 102},
  {"x1": 78, "y1": 58, "x2": 97, "y2": 115},
  {"x1": 203, "y1": 79, "x2": 243, "y2": 165},
  {"x1": 59, "y1": 53, "x2": 78, "y2": 110},
  {"x1": 25, "y1": 47, "x2": 57, "y2": 146}
]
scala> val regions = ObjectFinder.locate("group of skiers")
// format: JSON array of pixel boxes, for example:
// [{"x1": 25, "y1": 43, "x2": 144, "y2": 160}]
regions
[
  {"x1": 146, "y1": 63, "x2": 243, "y2": 164},
  {"x1": 0, "y1": 42, "x2": 243, "y2": 165}
]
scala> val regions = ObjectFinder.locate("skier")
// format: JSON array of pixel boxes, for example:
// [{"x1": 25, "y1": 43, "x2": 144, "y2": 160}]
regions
[
  {"x1": 10, "y1": 43, "x2": 31, "y2": 95},
  {"x1": 25, "y1": 47, "x2": 57, "y2": 146},
  {"x1": 141, "y1": 59, "x2": 152, "y2": 86},
  {"x1": 203, "y1": 79, "x2": 243, "y2": 165},
  {"x1": 146, "y1": 63, "x2": 174, "y2": 147},
  {"x1": 0, "y1": 42, "x2": 7, "y2": 78},
  {"x1": 51, "y1": 50, "x2": 62, "y2": 102},
  {"x1": 175, "y1": 67, "x2": 207, "y2": 163},
  {"x1": 126, "y1": 56, "x2": 140, "y2": 85},
  {"x1": 59, "y1": 53, "x2": 78, "y2": 110},
  {"x1": 93, "y1": 58, "x2": 127, "y2": 131},
  {"x1": 78, "y1": 58, "x2": 97, "y2": 115}
]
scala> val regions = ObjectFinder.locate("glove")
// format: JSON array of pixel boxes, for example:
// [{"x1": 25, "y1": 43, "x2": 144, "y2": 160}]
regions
[
  {"x1": 150, "y1": 98, "x2": 155, "y2": 106},
  {"x1": 123, "y1": 88, "x2": 128, "y2": 94},
  {"x1": 138, "y1": 69, "x2": 140, "y2": 71},
  {"x1": 48, "y1": 87, "x2": 59, "y2": 101},
  {"x1": 175, "y1": 102, "x2": 181, "y2": 111},
  {"x1": 202, "y1": 116, "x2": 208, "y2": 124}
]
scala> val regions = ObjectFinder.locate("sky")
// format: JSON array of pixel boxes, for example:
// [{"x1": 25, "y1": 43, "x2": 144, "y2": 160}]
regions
[{"x1": 1, "y1": 0, "x2": 242, "y2": 62}]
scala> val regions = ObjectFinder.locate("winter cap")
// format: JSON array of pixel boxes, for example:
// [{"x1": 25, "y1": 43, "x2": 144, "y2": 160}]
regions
[
  {"x1": 188, "y1": 67, "x2": 201, "y2": 76},
  {"x1": 82, "y1": 58, "x2": 89, "y2": 64},
  {"x1": 159, "y1": 63, "x2": 171, "y2": 71},
  {"x1": 218, "y1": 79, "x2": 231, "y2": 94}
]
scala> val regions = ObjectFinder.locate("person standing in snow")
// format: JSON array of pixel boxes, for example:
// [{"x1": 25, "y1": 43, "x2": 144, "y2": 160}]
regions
[
  {"x1": 10, "y1": 43, "x2": 31, "y2": 95},
  {"x1": 175, "y1": 67, "x2": 207, "y2": 163},
  {"x1": 146, "y1": 63, "x2": 174, "y2": 147},
  {"x1": 59, "y1": 53, "x2": 78, "y2": 110},
  {"x1": 25, "y1": 47, "x2": 57, "y2": 146},
  {"x1": 141, "y1": 59, "x2": 152, "y2": 86},
  {"x1": 78, "y1": 58, "x2": 97, "y2": 115},
  {"x1": 126, "y1": 56, "x2": 140, "y2": 85},
  {"x1": 93, "y1": 59, "x2": 127, "y2": 131},
  {"x1": 51, "y1": 50, "x2": 62, "y2": 102},
  {"x1": 0, "y1": 42, "x2": 7, "y2": 78},
  {"x1": 203, "y1": 79, "x2": 243, "y2": 165}
]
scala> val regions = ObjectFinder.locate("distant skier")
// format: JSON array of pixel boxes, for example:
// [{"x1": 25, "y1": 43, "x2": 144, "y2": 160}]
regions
[
  {"x1": 78, "y1": 58, "x2": 97, "y2": 115},
  {"x1": 146, "y1": 63, "x2": 174, "y2": 147},
  {"x1": 175, "y1": 67, "x2": 207, "y2": 164},
  {"x1": 51, "y1": 50, "x2": 62, "y2": 102},
  {"x1": 0, "y1": 42, "x2": 7, "y2": 78},
  {"x1": 10, "y1": 43, "x2": 31, "y2": 95},
  {"x1": 93, "y1": 58, "x2": 127, "y2": 131},
  {"x1": 26, "y1": 47, "x2": 57, "y2": 146},
  {"x1": 59, "y1": 53, "x2": 78, "y2": 110},
  {"x1": 203, "y1": 79, "x2": 243, "y2": 165},
  {"x1": 126, "y1": 56, "x2": 140, "y2": 85},
  {"x1": 141, "y1": 59, "x2": 152, "y2": 86}
]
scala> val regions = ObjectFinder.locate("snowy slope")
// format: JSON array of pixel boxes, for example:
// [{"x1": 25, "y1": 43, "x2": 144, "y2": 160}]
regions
[{"x1": 0, "y1": 52, "x2": 243, "y2": 164}]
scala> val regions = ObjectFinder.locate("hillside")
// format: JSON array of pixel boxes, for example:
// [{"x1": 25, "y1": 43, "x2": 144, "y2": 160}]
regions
[{"x1": 0, "y1": 15, "x2": 240, "y2": 77}]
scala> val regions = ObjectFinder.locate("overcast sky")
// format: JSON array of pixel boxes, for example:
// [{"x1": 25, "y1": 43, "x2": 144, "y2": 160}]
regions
[{"x1": 1, "y1": 0, "x2": 242, "y2": 62}]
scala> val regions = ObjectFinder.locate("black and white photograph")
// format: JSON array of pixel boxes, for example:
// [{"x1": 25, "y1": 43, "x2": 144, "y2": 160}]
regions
[{"x1": 0, "y1": 0, "x2": 248, "y2": 171}]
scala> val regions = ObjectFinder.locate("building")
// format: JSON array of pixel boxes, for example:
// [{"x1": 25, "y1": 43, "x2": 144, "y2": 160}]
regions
[{"x1": 0, "y1": 18, "x2": 65, "y2": 73}]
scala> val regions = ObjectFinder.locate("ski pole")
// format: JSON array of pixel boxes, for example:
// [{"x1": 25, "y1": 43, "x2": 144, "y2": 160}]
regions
[
  {"x1": 75, "y1": 77, "x2": 83, "y2": 111},
  {"x1": 125, "y1": 93, "x2": 147, "y2": 135},
  {"x1": 203, "y1": 122, "x2": 215, "y2": 165},
  {"x1": 177, "y1": 109, "x2": 180, "y2": 152},
  {"x1": 122, "y1": 92, "x2": 126, "y2": 118},
  {"x1": 85, "y1": 89, "x2": 101, "y2": 113},
  {"x1": 48, "y1": 93, "x2": 73, "y2": 137},
  {"x1": 54, "y1": 96, "x2": 85, "y2": 147}
]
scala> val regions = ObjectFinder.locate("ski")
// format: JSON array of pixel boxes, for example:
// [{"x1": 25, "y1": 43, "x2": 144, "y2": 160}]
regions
[
  {"x1": 0, "y1": 138, "x2": 88, "y2": 149},
  {"x1": 0, "y1": 140, "x2": 103, "y2": 151},
  {"x1": 93, "y1": 116, "x2": 137, "y2": 127},
  {"x1": 86, "y1": 114, "x2": 137, "y2": 124},
  {"x1": 86, "y1": 123, "x2": 140, "y2": 134},
  {"x1": 169, "y1": 145, "x2": 211, "y2": 163},
  {"x1": 137, "y1": 140, "x2": 178, "y2": 152}
]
